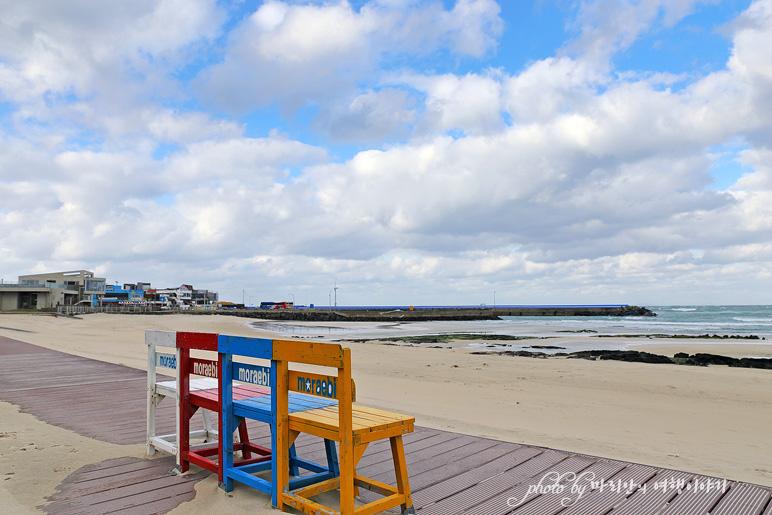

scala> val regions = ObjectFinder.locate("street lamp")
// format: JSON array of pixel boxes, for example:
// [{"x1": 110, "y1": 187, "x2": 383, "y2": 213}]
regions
[{"x1": 289, "y1": 293, "x2": 295, "y2": 307}]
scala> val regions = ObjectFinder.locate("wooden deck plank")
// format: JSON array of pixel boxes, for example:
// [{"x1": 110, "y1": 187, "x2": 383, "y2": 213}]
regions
[
  {"x1": 0, "y1": 335, "x2": 54, "y2": 354},
  {"x1": 508, "y1": 459, "x2": 627, "y2": 515},
  {"x1": 461, "y1": 455, "x2": 597, "y2": 515},
  {"x1": 412, "y1": 445, "x2": 545, "y2": 508},
  {"x1": 41, "y1": 456, "x2": 208, "y2": 515},
  {"x1": 656, "y1": 475, "x2": 730, "y2": 515},
  {"x1": 356, "y1": 439, "x2": 517, "y2": 510},
  {"x1": 609, "y1": 470, "x2": 695, "y2": 515},
  {"x1": 364, "y1": 437, "x2": 500, "y2": 487},
  {"x1": 558, "y1": 464, "x2": 659, "y2": 515},
  {"x1": 764, "y1": 495, "x2": 772, "y2": 515},
  {"x1": 418, "y1": 451, "x2": 576, "y2": 515},
  {"x1": 711, "y1": 483, "x2": 772, "y2": 515},
  {"x1": 404, "y1": 441, "x2": 522, "y2": 492}
]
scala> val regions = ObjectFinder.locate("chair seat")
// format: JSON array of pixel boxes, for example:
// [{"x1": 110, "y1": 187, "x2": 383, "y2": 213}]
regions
[
  {"x1": 290, "y1": 405, "x2": 415, "y2": 445},
  {"x1": 190, "y1": 384, "x2": 270, "y2": 411},
  {"x1": 232, "y1": 391, "x2": 338, "y2": 422},
  {"x1": 155, "y1": 377, "x2": 218, "y2": 398}
]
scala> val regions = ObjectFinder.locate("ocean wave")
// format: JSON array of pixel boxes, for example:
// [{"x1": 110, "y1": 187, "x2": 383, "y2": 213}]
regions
[
  {"x1": 733, "y1": 317, "x2": 772, "y2": 323},
  {"x1": 671, "y1": 308, "x2": 697, "y2": 312}
]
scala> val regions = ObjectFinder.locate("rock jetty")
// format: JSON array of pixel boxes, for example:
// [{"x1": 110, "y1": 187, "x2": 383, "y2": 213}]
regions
[{"x1": 212, "y1": 305, "x2": 655, "y2": 322}]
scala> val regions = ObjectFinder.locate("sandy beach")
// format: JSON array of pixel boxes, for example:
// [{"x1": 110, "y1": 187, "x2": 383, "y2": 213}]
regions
[{"x1": 1, "y1": 312, "x2": 771, "y2": 513}]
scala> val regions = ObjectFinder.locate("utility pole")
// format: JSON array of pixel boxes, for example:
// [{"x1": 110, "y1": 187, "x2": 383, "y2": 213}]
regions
[{"x1": 334, "y1": 278, "x2": 339, "y2": 307}]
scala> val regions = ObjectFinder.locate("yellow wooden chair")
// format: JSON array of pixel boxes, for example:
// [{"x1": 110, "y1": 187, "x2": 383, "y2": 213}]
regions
[{"x1": 273, "y1": 340, "x2": 416, "y2": 515}]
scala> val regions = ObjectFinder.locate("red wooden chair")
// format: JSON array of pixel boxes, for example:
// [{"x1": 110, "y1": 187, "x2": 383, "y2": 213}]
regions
[{"x1": 176, "y1": 331, "x2": 272, "y2": 482}]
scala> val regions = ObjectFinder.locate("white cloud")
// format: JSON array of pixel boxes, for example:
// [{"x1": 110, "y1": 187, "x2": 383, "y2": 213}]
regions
[
  {"x1": 567, "y1": 0, "x2": 708, "y2": 63},
  {"x1": 312, "y1": 89, "x2": 415, "y2": 143},
  {"x1": 0, "y1": 0, "x2": 226, "y2": 145},
  {"x1": 398, "y1": 71, "x2": 504, "y2": 135},
  {"x1": 0, "y1": 0, "x2": 223, "y2": 99},
  {"x1": 504, "y1": 57, "x2": 606, "y2": 123},
  {"x1": 197, "y1": 0, "x2": 503, "y2": 115},
  {"x1": 162, "y1": 134, "x2": 328, "y2": 187}
]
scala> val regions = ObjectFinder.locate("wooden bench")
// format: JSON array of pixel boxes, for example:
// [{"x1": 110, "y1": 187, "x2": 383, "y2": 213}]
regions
[{"x1": 221, "y1": 336, "x2": 416, "y2": 515}]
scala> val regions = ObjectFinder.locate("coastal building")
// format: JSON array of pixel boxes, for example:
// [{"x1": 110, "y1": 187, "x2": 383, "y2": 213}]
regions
[
  {"x1": 101, "y1": 284, "x2": 148, "y2": 307},
  {"x1": 0, "y1": 270, "x2": 106, "y2": 310},
  {"x1": 192, "y1": 288, "x2": 218, "y2": 307},
  {"x1": 144, "y1": 284, "x2": 218, "y2": 309},
  {"x1": 0, "y1": 272, "x2": 219, "y2": 311}
]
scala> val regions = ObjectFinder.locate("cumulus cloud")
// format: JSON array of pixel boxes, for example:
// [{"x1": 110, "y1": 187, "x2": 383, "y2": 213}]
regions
[
  {"x1": 566, "y1": 0, "x2": 709, "y2": 63},
  {"x1": 0, "y1": 0, "x2": 225, "y2": 144},
  {"x1": 396, "y1": 71, "x2": 504, "y2": 136},
  {"x1": 196, "y1": 0, "x2": 503, "y2": 115},
  {"x1": 312, "y1": 88, "x2": 415, "y2": 143}
]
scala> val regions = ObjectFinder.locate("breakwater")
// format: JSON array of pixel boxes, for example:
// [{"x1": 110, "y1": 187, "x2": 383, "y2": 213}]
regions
[{"x1": 213, "y1": 305, "x2": 654, "y2": 322}]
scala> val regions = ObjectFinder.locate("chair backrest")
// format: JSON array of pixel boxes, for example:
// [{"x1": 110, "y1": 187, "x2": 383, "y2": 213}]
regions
[
  {"x1": 146, "y1": 329, "x2": 178, "y2": 389},
  {"x1": 217, "y1": 334, "x2": 273, "y2": 390},
  {"x1": 176, "y1": 331, "x2": 220, "y2": 395},
  {"x1": 271, "y1": 338, "x2": 354, "y2": 402},
  {"x1": 216, "y1": 335, "x2": 355, "y2": 404},
  {"x1": 271, "y1": 339, "x2": 354, "y2": 446}
]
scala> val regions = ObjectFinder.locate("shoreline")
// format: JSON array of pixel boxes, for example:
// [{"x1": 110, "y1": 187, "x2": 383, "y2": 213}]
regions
[{"x1": 1, "y1": 312, "x2": 771, "y2": 513}]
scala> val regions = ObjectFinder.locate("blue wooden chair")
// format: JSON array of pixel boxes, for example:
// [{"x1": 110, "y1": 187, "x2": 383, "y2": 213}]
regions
[{"x1": 218, "y1": 334, "x2": 339, "y2": 498}]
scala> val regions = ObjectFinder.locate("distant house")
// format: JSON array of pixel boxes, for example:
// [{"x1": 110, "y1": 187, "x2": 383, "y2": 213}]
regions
[
  {"x1": 0, "y1": 270, "x2": 106, "y2": 310},
  {"x1": 101, "y1": 284, "x2": 147, "y2": 307},
  {"x1": 145, "y1": 284, "x2": 218, "y2": 309}
]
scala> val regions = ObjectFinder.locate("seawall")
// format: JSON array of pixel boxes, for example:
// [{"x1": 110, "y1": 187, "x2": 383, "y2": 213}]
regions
[{"x1": 212, "y1": 305, "x2": 654, "y2": 322}]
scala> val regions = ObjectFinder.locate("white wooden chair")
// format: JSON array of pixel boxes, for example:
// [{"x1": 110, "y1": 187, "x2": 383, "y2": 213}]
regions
[{"x1": 146, "y1": 329, "x2": 217, "y2": 457}]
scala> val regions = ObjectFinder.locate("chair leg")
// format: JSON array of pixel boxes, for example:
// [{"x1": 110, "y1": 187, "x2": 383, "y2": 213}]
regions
[
  {"x1": 237, "y1": 419, "x2": 252, "y2": 459},
  {"x1": 325, "y1": 439, "x2": 340, "y2": 478},
  {"x1": 147, "y1": 396, "x2": 158, "y2": 456},
  {"x1": 390, "y1": 435, "x2": 414, "y2": 514},
  {"x1": 177, "y1": 403, "x2": 197, "y2": 473},
  {"x1": 219, "y1": 414, "x2": 243, "y2": 492},
  {"x1": 289, "y1": 443, "x2": 299, "y2": 476},
  {"x1": 202, "y1": 409, "x2": 214, "y2": 443}
]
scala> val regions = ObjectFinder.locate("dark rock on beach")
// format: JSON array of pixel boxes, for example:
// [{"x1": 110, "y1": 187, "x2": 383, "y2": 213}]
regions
[
  {"x1": 480, "y1": 349, "x2": 772, "y2": 370},
  {"x1": 471, "y1": 350, "x2": 550, "y2": 358},
  {"x1": 672, "y1": 353, "x2": 772, "y2": 370},
  {"x1": 567, "y1": 350, "x2": 673, "y2": 364}
]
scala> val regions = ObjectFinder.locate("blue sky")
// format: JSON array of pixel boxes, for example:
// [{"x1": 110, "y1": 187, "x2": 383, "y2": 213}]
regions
[{"x1": 1, "y1": 0, "x2": 772, "y2": 306}]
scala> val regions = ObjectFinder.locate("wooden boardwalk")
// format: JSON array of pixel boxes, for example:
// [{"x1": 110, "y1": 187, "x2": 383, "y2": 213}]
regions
[{"x1": 1, "y1": 334, "x2": 770, "y2": 515}]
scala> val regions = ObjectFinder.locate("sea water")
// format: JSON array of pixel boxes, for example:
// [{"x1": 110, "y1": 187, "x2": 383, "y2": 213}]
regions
[
  {"x1": 251, "y1": 305, "x2": 772, "y2": 342},
  {"x1": 499, "y1": 305, "x2": 772, "y2": 338}
]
